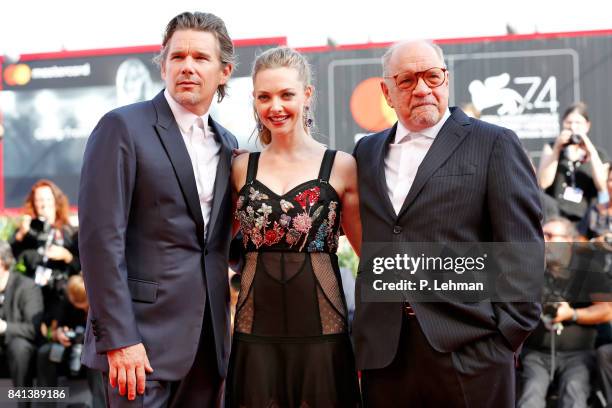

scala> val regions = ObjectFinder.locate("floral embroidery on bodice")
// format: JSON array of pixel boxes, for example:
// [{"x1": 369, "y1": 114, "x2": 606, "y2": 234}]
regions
[{"x1": 235, "y1": 151, "x2": 341, "y2": 253}]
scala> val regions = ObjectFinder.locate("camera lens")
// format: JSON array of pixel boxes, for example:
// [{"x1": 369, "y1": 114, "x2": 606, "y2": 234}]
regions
[
  {"x1": 569, "y1": 134, "x2": 583, "y2": 145},
  {"x1": 30, "y1": 218, "x2": 46, "y2": 233},
  {"x1": 69, "y1": 344, "x2": 83, "y2": 375}
]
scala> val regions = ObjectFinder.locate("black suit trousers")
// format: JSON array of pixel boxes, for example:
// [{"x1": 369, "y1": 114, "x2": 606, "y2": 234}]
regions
[
  {"x1": 361, "y1": 315, "x2": 515, "y2": 408},
  {"x1": 103, "y1": 306, "x2": 222, "y2": 408}
]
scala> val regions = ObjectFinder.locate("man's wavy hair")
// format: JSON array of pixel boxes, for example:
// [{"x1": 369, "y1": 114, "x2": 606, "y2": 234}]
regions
[{"x1": 153, "y1": 12, "x2": 236, "y2": 102}]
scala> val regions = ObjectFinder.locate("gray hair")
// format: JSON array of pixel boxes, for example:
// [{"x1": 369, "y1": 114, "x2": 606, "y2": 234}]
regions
[
  {"x1": 251, "y1": 47, "x2": 315, "y2": 146},
  {"x1": 382, "y1": 40, "x2": 446, "y2": 76},
  {"x1": 153, "y1": 12, "x2": 236, "y2": 102},
  {"x1": 0, "y1": 241, "x2": 15, "y2": 271}
]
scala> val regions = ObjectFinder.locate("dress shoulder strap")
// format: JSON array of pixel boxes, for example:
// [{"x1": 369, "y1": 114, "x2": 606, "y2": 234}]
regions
[
  {"x1": 317, "y1": 149, "x2": 337, "y2": 183},
  {"x1": 245, "y1": 152, "x2": 261, "y2": 185}
]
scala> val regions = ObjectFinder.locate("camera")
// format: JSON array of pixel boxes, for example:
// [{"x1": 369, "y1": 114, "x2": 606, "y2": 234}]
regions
[
  {"x1": 30, "y1": 217, "x2": 51, "y2": 235},
  {"x1": 49, "y1": 326, "x2": 85, "y2": 375},
  {"x1": 542, "y1": 302, "x2": 561, "y2": 320},
  {"x1": 567, "y1": 134, "x2": 583, "y2": 145},
  {"x1": 541, "y1": 301, "x2": 564, "y2": 332},
  {"x1": 65, "y1": 326, "x2": 85, "y2": 375},
  {"x1": 541, "y1": 280, "x2": 566, "y2": 331}
]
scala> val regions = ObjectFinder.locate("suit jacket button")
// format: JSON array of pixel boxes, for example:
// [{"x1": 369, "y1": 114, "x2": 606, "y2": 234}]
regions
[{"x1": 393, "y1": 225, "x2": 402, "y2": 234}]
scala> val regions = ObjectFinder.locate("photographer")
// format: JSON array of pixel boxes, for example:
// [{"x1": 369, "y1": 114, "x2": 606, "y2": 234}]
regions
[
  {"x1": 518, "y1": 217, "x2": 612, "y2": 408},
  {"x1": 537, "y1": 102, "x2": 609, "y2": 222},
  {"x1": 9, "y1": 180, "x2": 79, "y2": 326},
  {"x1": 598, "y1": 339, "x2": 612, "y2": 408},
  {"x1": 36, "y1": 274, "x2": 104, "y2": 407},
  {"x1": 579, "y1": 167, "x2": 612, "y2": 240},
  {"x1": 0, "y1": 240, "x2": 43, "y2": 389}
]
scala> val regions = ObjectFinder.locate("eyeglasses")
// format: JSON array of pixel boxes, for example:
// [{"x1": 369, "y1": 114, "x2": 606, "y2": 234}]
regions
[{"x1": 385, "y1": 67, "x2": 447, "y2": 91}]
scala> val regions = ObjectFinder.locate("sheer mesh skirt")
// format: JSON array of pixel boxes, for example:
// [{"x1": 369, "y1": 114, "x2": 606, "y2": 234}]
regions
[{"x1": 226, "y1": 252, "x2": 360, "y2": 408}]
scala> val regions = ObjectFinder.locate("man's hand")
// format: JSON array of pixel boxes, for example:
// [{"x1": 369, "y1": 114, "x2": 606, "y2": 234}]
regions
[
  {"x1": 46, "y1": 245, "x2": 74, "y2": 263},
  {"x1": 55, "y1": 327, "x2": 72, "y2": 347},
  {"x1": 553, "y1": 301, "x2": 574, "y2": 323},
  {"x1": 107, "y1": 343, "x2": 154, "y2": 400}
]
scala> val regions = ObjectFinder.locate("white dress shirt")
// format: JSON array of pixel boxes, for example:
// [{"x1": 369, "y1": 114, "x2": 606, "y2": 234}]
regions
[
  {"x1": 385, "y1": 109, "x2": 451, "y2": 215},
  {"x1": 164, "y1": 90, "x2": 221, "y2": 234}
]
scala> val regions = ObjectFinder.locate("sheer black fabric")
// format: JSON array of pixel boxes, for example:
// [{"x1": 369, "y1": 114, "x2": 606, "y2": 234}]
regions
[{"x1": 226, "y1": 150, "x2": 360, "y2": 408}]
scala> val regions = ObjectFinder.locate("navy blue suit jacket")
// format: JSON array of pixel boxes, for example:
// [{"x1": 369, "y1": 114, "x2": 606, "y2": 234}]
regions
[{"x1": 78, "y1": 91, "x2": 237, "y2": 380}]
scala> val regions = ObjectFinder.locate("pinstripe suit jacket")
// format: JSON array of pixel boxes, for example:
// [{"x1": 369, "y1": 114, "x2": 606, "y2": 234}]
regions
[{"x1": 352, "y1": 107, "x2": 544, "y2": 370}]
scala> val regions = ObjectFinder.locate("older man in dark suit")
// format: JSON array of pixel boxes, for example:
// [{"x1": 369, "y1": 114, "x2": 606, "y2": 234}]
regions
[
  {"x1": 79, "y1": 12, "x2": 237, "y2": 407},
  {"x1": 352, "y1": 40, "x2": 544, "y2": 407}
]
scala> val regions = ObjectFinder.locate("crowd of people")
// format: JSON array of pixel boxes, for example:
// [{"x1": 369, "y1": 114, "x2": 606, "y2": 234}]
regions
[
  {"x1": 1, "y1": 9, "x2": 611, "y2": 408},
  {"x1": 517, "y1": 100, "x2": 612, "y2": 408},
  {"x1": 0, "y1": 180, "x2": 103, "y2": 407}
]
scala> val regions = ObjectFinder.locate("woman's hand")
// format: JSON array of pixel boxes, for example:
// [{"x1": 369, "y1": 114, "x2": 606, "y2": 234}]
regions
[
  {"x1": 14, "y1": 215, "x2": 32, "y2": 242},
  {"x1": 552, "y1": 129, "x2": 572, "y2": 152},
  {"x1": 576, "y1": 132, "x2": 597, "y2": 158},
  {"x1": 575, "y1": 132, "x2": 608, "y2": 193}
]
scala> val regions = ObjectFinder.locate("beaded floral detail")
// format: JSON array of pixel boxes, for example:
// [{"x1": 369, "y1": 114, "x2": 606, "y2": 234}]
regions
[
  {"x1": 248, "y1": 187, "x2": 269, "y2": 201},
  {"x1": 308, "y1": 201, "x2": 339, "y2": 252},
  {"x1": 235, "y1": 184, "x2": 340, "y2": 252},
  {"x1": 280, "y1": 199, "x2": 294, "y2": 213}
]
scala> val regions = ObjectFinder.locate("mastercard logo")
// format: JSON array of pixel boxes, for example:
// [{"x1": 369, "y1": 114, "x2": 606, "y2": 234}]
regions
[
  {"x1": 350, "y1": 77, "x2": 397, "y2": 132},
  {"x1": 3, "y1": 64, "x2": 32, "y2": 86}
]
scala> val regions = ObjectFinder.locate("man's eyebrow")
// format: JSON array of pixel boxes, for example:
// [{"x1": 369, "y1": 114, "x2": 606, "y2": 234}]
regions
[{"x1": 191, "y1": 49, "x2": 213, "y2": 57}]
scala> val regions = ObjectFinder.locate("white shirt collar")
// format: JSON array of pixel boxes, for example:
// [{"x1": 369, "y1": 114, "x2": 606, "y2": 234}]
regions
[
  {"x1": 394, "y1": 108, "x2": 451, "y2": 144},
  {"x1": 164, "y1": 89, "x2": 210, "y2": 135}
]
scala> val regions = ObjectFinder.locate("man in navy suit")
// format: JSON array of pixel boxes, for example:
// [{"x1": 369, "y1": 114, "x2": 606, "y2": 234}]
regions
[
  {"x1": 79, "y1": 12, "x2": 237, "y2": 407},
  {"x1": 352, "y1": 40, "x2": 544, "y2": 407}
]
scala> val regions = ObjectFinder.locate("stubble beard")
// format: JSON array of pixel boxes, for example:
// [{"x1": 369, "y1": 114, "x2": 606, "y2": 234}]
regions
[
  {"x1": 410, "y1": 106, "x2": 440, "y2": 129},
  {"x1": 174, "y1": 90, "x2": 202, "y2": 108}
]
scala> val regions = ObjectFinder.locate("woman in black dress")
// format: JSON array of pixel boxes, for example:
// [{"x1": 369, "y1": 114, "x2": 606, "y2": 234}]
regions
[{"x1": 227, "y1": 47, "x2": 362, "y2": 407}]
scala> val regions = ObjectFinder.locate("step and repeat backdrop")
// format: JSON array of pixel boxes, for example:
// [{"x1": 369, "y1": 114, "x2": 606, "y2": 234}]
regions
[{"x1": 2, "y1": 31, "x2": 611, "y2": 208}]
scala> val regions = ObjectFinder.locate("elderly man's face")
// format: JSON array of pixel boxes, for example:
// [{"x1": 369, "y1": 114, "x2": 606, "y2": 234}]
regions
[{"x1": 381, "y1": 42, "x2": 449, "y2": 132}]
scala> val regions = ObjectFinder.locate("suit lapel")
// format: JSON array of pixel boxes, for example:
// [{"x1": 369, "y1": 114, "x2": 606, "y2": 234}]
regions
[
  {"x1": 206, "y1": 116, "x2": 232, "y2": 241},
  {"x1": 397, "y1": 108, "x2": 471, "y2": 218},
  {"x1": 373, "y1": 125, "x2": 399, "y2": 220},
  {"x1": 3, "y1": 273, "x2": 16, "y2": 314},
  {"x1": 152, "y1": 92, "x2": 206, "y2": 246}
]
